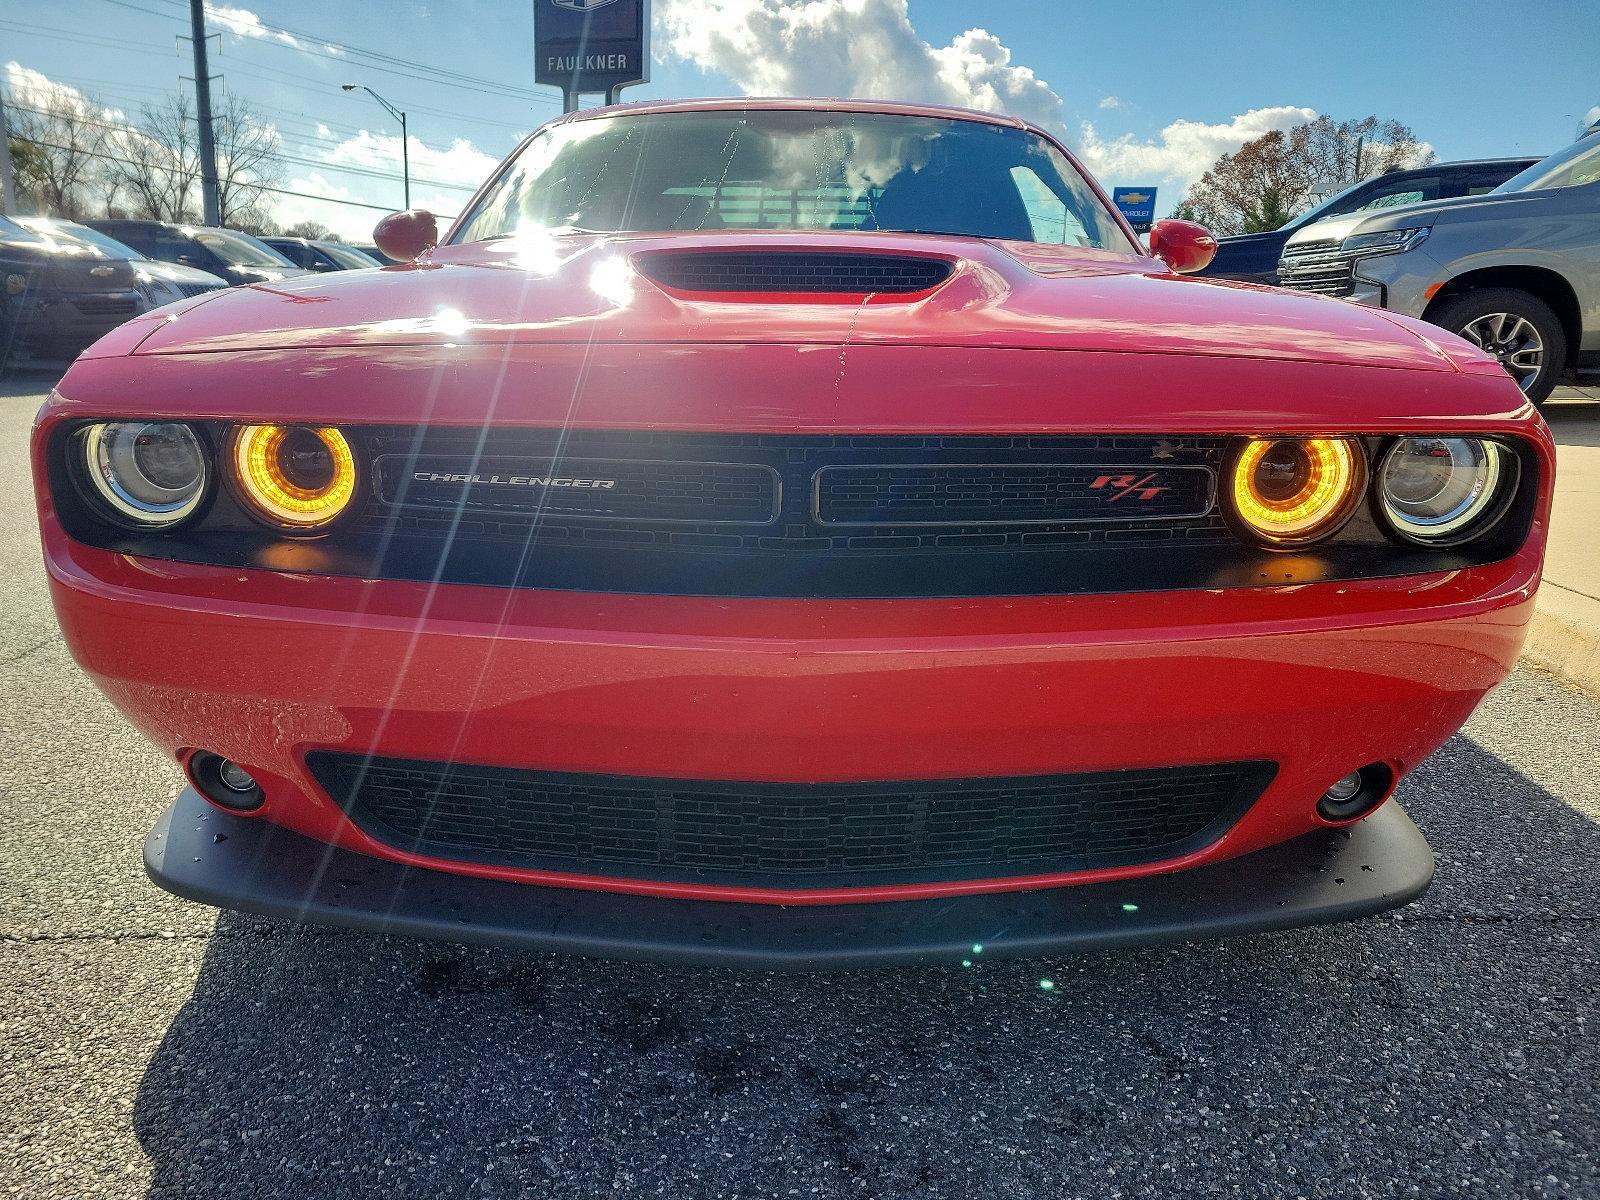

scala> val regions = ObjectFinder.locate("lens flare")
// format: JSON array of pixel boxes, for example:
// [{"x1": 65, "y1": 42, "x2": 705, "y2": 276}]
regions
[
  {"x1": 1230, "y1": 437, "x2": 1362, "y2": 545},
  {"x1": 231, "y1": 424, "x2": 356, "y2": 529}
]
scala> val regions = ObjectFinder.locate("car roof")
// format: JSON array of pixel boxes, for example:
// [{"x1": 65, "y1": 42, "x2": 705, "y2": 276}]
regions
[
  {"x1": 1430, "y1": 156, "x2": 1542, "y2": 167},
  {"x1": 93, "y1": 220, "x2": 258, "y2": 236},
  {"x1": 556, "y1": 95, "x2": 1030, "y2": 133}
]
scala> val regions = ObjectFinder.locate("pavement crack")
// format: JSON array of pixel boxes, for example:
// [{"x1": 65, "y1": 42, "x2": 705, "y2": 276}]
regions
[
  {"x1": 0, "y1": 633, "x2": 61, "y2": 667},
  {"x1": 1544, "y1": 579, "x2": 1600, "y2": 605},
  {"x1": 1, "y1": 926, "x2": 358, "y2": 945},
  {"x1": 1391, "y1": 913, "x2": 1600, "y2": 925}
]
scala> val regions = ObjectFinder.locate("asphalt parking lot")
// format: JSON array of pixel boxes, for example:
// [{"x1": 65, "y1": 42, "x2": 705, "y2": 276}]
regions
[{"x1": 2, "y1": 375, "x2": 1597, "y2": 1199}]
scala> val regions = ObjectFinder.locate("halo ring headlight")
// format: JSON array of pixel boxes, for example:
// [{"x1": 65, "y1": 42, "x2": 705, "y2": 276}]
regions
[
  {"x1": 1228, "y1": 436, "x2": 1364, "y2": 547},
  {"x1": 79, "y1": 421, "x2": 209, "y2": 528},
  {"x1": 230, "y1": 424, "x2": 357, "y2": 529},
  {"x1": 1375, "y1": 437, "x2": 1515, "y2": 545}
]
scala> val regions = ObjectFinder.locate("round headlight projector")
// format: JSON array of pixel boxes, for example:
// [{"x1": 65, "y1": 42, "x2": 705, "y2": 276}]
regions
[
  {"x1": 1376, "y1": 437, "x2": 1513, "y2": 545},
  {"x1": 1229, "y1": 436, "x2": 1363, "y2": 546},
  {"x1": 231, "y1": 424, "x2": 357, "y2": 529},
  {"x1": 80, "y1": 422, "x2": 209, "y2": 528}
]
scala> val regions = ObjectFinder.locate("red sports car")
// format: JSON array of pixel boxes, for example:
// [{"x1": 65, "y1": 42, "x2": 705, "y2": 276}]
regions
[{"x1": 32, "y1": 99, "x2": 1552, "y2": 967}]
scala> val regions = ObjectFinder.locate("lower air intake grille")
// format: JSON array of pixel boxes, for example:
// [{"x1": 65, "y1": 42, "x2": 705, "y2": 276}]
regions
[
  {"x1": 638, "y1": 251, "x2": 953, "y2": 295},
  {"x1": 73, "y1": 298, "x2": 139, "y2": 317},
  {"x1": 311, "y1": 754, "x2": 1276, "y2": 889}
]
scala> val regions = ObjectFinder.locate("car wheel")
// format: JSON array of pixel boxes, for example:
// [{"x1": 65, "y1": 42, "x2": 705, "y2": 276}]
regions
[{"x1": 1430, "y1": 288, "x2": 1568, "y2": 405}]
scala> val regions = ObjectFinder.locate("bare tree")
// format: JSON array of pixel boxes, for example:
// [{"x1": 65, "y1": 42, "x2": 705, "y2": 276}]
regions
[
  {"x1": 100, "y1": 92, "x2": 283, "y2": 228},
  {"x1": 282, "y1": 219, "x2": 333, "y2": 239},
  {"x1": 1178, "y1": 115, "x2": 1434, "y2": 236},
  {"x1": 213, "y1": 93, "x2": 284, "y2": 229},
  {"x1": 104, "y1": 95, "x2": 200, "y2": 222},
  {"x1": 6, "y1": 83, "x2": 107, "y2": 218}
]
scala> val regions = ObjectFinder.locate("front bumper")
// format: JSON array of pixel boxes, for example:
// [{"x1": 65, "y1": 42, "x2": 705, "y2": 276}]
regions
[
  {"x1": 46, "y1": 524, "x2": 1535, "y2": 905},
  {"x1": 16, "y1": 292, "x2": 143, "y2": 352},
  {"x1": 147, "y1": 785, "x2": 1434, "y2": 968}
]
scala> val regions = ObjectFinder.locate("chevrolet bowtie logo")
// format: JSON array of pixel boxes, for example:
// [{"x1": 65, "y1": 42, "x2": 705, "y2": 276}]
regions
[
  {"x1": 552, "y1": 0, "x2": 621, "y2": 10},
  {"x1": 1120, "y1": 192, "x2": 1152, "y2": 204}
]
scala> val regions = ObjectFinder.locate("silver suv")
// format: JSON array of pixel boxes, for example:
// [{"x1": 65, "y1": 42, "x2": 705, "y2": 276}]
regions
[{"x1": 1279, "y1": 132, "x2": 1600, "y2": 403}]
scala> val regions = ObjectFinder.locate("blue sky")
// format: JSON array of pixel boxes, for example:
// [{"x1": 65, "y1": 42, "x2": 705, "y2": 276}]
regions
[{"x1": 4, "y1": 0, "x2": 1597, "y2": 238}]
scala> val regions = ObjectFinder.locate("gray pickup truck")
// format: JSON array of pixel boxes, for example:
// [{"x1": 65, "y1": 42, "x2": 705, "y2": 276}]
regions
[{"x1": 1279, "y1": 132, "x2": 1600, "y2": 403}]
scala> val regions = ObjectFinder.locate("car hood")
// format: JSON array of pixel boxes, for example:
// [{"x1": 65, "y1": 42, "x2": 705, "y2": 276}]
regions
[
  {"x1": 139, "y1": 260, "x2": 229, "y2": 287},
  {"x1": 125, "y1": 229, "x2": 1459, "y2": 373},
  {"x1": 1285, "y1": 189, "x2": 1552, "y2": 247}
]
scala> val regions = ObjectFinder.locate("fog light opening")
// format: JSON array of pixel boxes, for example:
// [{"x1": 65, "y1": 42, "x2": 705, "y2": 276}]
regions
[
  {"x1": 1316, "y1": 763, "x2": 1394, "y2": 823},
  {"x1": 189, "y1": 752, "x2": 265, "y2": 813}
]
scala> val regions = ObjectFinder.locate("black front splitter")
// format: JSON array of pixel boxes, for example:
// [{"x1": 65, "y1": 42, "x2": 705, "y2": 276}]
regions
[{"x1": 145, "y1": 787, "x2": 1432, "y2": 969}]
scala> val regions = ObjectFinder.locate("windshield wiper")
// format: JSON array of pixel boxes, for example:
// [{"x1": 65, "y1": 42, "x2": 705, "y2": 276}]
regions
[{"x1": 473, "y1": 225, "x2": 613, "y2": 243}]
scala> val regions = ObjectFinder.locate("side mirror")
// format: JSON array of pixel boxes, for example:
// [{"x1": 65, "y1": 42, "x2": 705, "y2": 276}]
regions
[
  {"x1": 373, "y1": 210, "x2": 439, "y2": 264},
  {"x1": 1147, "y1": 219, "x2": 1218, "y2": 274},
  {"x1": 312, "y1": 260, "x2": 335, "y2": 272}
]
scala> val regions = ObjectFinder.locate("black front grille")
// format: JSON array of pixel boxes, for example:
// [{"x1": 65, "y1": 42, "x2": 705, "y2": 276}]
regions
[
  {"x1": 1278, "y1": 238, "x2": 1356, "y2": 297},
  {"x1": 355, "y1": 429, "x2": 1233, "y2": 561},
  {"x1": 72, "y1": 297, "x2": 139, "y2": 317},
  {"x1": 376, "y1": 454, "x2": 781, "y2": 525},
  {"x1": 815, "y1": 463, "x2": 1214, "y2": 526},
  {"x1": 311, "y1": 753, "x2": 1276, "y2": 889},
  {"x1": 177, "y1": 282, "x2": 221, "y2": 298},
  {"x1": 638, "y1": 251, "x2": 952, "y2": 295}
]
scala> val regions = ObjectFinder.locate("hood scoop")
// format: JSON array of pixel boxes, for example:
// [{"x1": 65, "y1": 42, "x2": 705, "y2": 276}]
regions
[{"x1": 636, "y1": 250, "x2": 953, "y2": 297}]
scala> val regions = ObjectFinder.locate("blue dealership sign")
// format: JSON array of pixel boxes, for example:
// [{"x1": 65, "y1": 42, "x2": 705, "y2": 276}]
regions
[
  {"x1": 534, "y1": 0, "x2": 649, "y2": 99},
  {"x1": 1112, "y1": 187, "x2": 1158, "y2": 234}
]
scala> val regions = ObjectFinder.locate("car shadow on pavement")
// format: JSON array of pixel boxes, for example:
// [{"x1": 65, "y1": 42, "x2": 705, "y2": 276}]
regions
[{"x1": 130, "y1": 732, "x2": 1599, "y2": 1200}]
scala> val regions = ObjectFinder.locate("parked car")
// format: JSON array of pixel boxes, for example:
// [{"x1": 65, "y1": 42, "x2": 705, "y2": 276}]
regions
[
  {"x1": 18, "y1": 217, "x2": 229, "y2": 310},
  {"x1": 1199, "y1": 158, "x2": 1539, "y2": 284},
  {"x1": 351, "y1": 242, "x2": 400, "y2": 266},
  {"x1": 35, "y1": 98, "x2": 1553, "y2": 966},
  {"x1": 261, "y1": 237, "x2": 384, "y2": 272},
  {"x1": 85, "y1": 220, "x2": 309, "y2": 288},
  {"x1": 1279, "y1": 131, "x2": 1600, "y2": 402},
  {"x1": 0, "y1": 213, "x2": 142, "y2": 366}
]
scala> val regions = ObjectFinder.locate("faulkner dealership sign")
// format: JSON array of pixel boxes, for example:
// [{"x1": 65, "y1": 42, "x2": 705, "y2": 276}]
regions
[{"x1": 534, "y1": 0, "x2": 649, "y2": 99}]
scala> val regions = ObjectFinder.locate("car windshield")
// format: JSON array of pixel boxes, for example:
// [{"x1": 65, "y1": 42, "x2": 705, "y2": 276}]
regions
[
  {"x1": 322, "y1": 242, "x2": 381, "y2": 268},
  {"x1": 453, "y1": 110, "x2": 1136, "y2": 252},
  {"x1": 1494, "y1": 135, "x2": 1600, "y2": 192},
  {"x1": 26, "y1": 220, "x2": 146, "y2": 260},
  {"x1": 192, "y1": 228, "x2": 297, "y2": 267},
  {"x1": 1280, "y1": 177, "x2": 1381, "y2": 231}
]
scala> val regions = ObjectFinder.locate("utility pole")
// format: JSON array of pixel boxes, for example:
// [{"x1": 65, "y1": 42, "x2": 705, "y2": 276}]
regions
[
  {"x1": 0, "y1": 83, "x2": 17, "y2": 216},
  {"x1": 189, "y1": 0, "x2": 221, "y2": 225}
]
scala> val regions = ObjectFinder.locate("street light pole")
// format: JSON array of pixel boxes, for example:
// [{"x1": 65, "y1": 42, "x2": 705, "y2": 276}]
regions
[
  {"x1": 399, "y1": 111, "x2": 409, "y2": 210},
  {"x1": 342, "y1": 84, "x2": 410, "y2": 209}
]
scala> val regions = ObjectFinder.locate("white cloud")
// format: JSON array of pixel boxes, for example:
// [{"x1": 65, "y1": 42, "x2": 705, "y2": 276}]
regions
[
  {"x1": 655, "y1": 0, "x2": 1065, "y2": 130},
  {"x1": 651, "y1": 3, "x2": 1326, "y2": 213},
  {"x1": 204, "y1": 4, "x2": 342, "y2": 53},
  {"x1": 1076, "y1": 105, "x2": 1318, "y2": 197},
  {"x1": 4, "y1": 61, "x2": 126, "y2": 123},
  {"x1": 322, "y1": 129, "x2": 500, "y2": 191},
  {"x1": 273, "y1": 173, "x2": 373, "y2": 240}
]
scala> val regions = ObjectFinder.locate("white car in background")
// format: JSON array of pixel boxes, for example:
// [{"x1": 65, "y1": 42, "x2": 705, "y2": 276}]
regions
[{"x1": 18, "y1": 217, "x2": 230, "y2": 311}]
